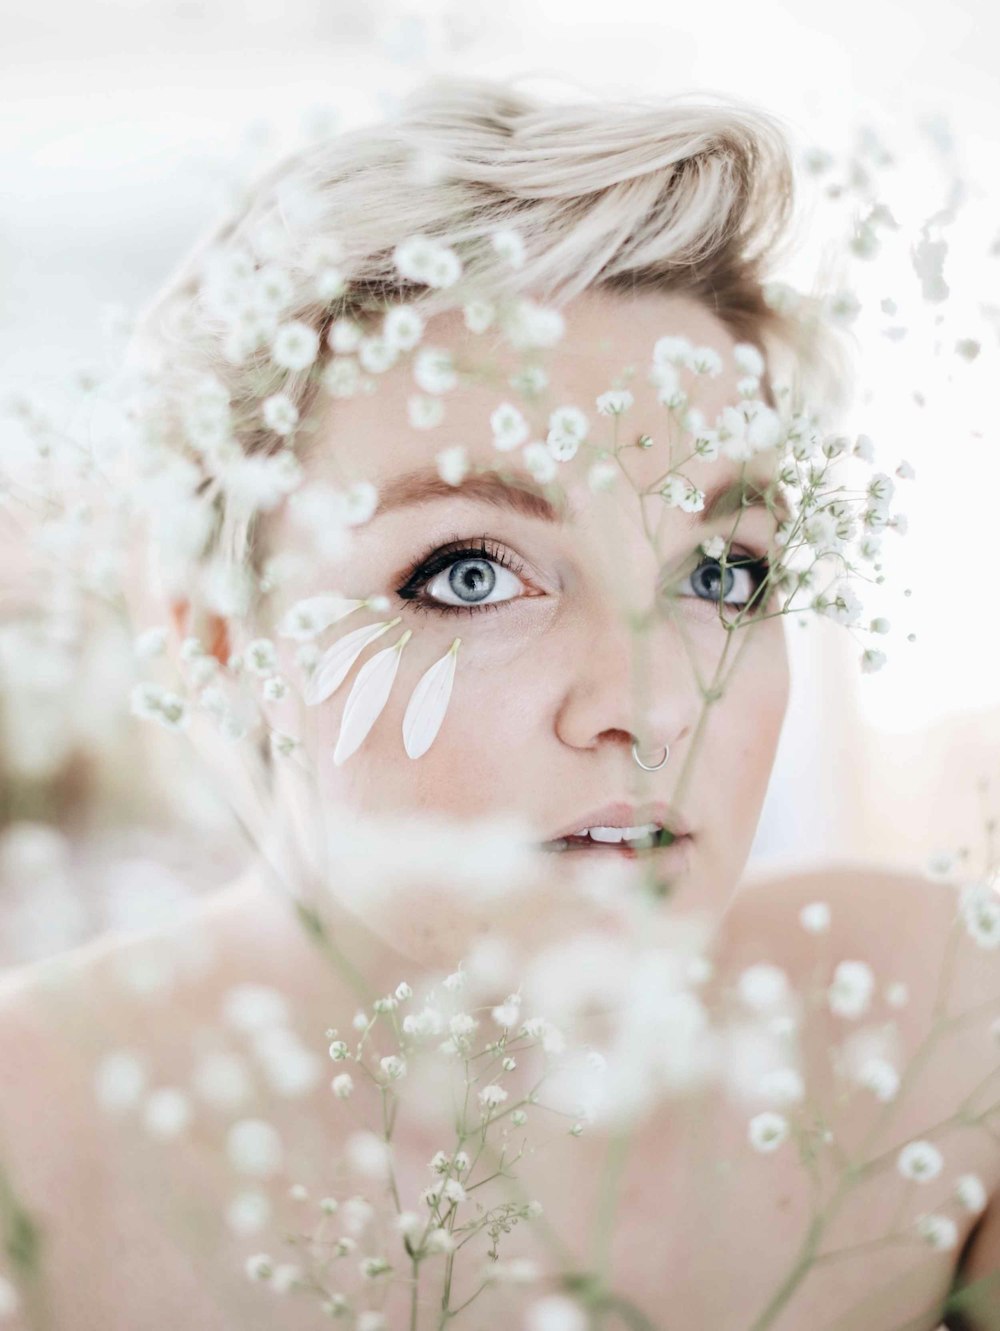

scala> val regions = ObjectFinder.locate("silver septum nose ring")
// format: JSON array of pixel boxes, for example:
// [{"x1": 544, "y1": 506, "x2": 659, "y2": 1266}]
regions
[{"x1": 631, "y1": 739, "x2": 670, "y2": 771}]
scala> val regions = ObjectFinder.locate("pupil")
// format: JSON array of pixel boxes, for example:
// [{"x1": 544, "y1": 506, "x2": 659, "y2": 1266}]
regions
[
  {"x1": 696, "y1": 559, "x2": 734, "y2": 601},
  {"x1": 450, "y1": 558, "x2": 495, "y2": 603}
]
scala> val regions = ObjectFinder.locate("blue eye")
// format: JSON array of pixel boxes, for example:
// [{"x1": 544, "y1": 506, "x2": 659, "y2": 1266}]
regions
[
  {"x1": 396, "y1": 540, "x2": 772, "y2": 618},
  {"x1": 681, "y1": 555, "x2": 771, "y2": 612},
  {"x1": 396, "y1": 538, "x2": 531, "y2": 616}
]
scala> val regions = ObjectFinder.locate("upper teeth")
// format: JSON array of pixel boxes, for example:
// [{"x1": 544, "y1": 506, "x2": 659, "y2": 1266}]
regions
[{"x1": 575, "y1": 823, "x2": 661, "y2": 843}]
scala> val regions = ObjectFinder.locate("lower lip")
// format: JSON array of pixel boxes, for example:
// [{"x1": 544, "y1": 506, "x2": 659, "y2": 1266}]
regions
[{"x1": 539, "y1": 835, "x2": 693, "y2": 871}]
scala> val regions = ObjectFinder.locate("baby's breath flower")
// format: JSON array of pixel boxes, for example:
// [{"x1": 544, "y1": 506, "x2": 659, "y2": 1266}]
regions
[
  {"x1": 315, "y1": 266, "x2": 345, "y2": 300},
  {"x1": 270, "y1": 1262, "x2": 303, "y2": 1294},
  {"x1": 395, "y1": 1210, "x2": 422, "y2": 1240},
  {"x1": 546, "y1": 405, "x2": 588, "y2": 462},
  {"x1": 424, "y1": 1226, "x2": 455, "y2": 1253},
  {"x1": 914, "y1": 1213, "x2": 958, "y2": 1250},
  {"x1": 262, "y1": 393, "x2": 299, "y2": 436},
  {"x1": 748, "y1": 1110, "x2": 789, "y2": 1153},
  {"x1": 94, "y1": 1049, "x2": 147, "y2": 1112},
  {"x1": 490, "y1": 226, "x2": 526, "y2": 268},
  {"x1": 511, "y1": 1109, "x2": 528, "y2": 1126},
  {"x1": 490, "y1": 402, "x2": 530, "y2": 452},
  {"x1": 143, "y1": 1087, "x2": 193, "y2": 1139},
  {"x1": 245, "y1": 638, "x2": 278, "y2": 676},
  {"x1": 523, "y1": 441, "x2": 558, "y2": 484},
  {"x1": 261, "y1": 675, "x2": 288, "y2": 702},
  {"x1": 133, "y1": 626, "x2": 168, "y2": 659},
  {"x1": 413, "y1": 347, "x2": 458, "y2": 394},
  {"x1": 896, "y1": 459, "x2": 916, "y2": 480},
  {"x1": 393, "y1": 235, "x2": 462, "y2": 289},
  {"x1": 328, "y1": 1040, "x2": 349, "y2": 1061},
  {"x1": 737, "y1": 963, "x2": 790, "y2": 1011},
  {"x1": 799, "y1": 901, "x2": 831, "y2": 933},
  {"x1": 856, "y1": 1056, "x2": 899, "y2": 1102},
  {"x1": 449, "y1": 1012, "x2": 478, "y2": 1038},
  {"x1": 826, "y1": 289, "x2": 862, "y2": 323},
  {"x1": 955, "y1": 1173, "x2": 987, "y2": 1214},
  {"x1": 828, "y1": 960, "x2": 875, "y2": 1018},
  {"x1": 861, "y1": 648, "x2": 887, "y2": 674},
  {"x1": 271, "y1": 321, "x2": 320, "y2": 371},
  {"x1": 347, "y1": 1132, "x2": 392, "y2": 1179},
  {"x1": 492, "y1": 995, "x2": 522, "y2": 1027},
  {"x1": 0, "y1": 1277, "x2": 20, "y2": 1318},
  {"x1": 700, "y1": 534, "x2": 727, "y2": 561},
  {"x1": 328, "y1": 318, "x2": 362, "y2": 353},
  {"x1": 130, "y1": 682, "x2": 189, "y2": 731},
  {"x1": 435, "y1": 444, "x2": 470, "y2": 486},
  {"x1": 404, "y1": 393, "x2": 444, "y2": 431},
  {"x1": 226, "y1": 1189, "x2": 271, "y2": 1237},
  {"x1": 331, "y1": 1073, "x2": 354, "y2": 1099},
  {"x1": 587, "y1": 459, "x2": 618, "y2": 492},
  {"x1": 463, "y1": 299, "x2": 495, "y2": 333},
  {"x1": 525, "y1": 1295, "x2": 587, "y2": 1331},
  {"x1": 245, "y1": 1253, "x2": 273, "y2": 1281},
  {"x1": 382, "y1": 305, "x2": 425, "y2": 351},
  {"x1": 394, "y1": 980, "x2": 412, "y2": 1002},
  {"x1": 403, "y1": 1006, "x2": 445, "y2": 1037},
  {"x1": 479, "y1": 1083, "x2": 508, "y2": 1110},
  {"x1": 897, "y1": 1140, "x2": 943, "y2": 1182},
  {"x1": 502, "y1": 298, "x2": 564, "y2": 349},
  {"x1": 733, "y1": 343, "x2": 766, "y2": 377},
  {"x1": 652, "y1": 335, "x2": 694, "y2": 366},
  {"x1": 756, "y1": 1067, "x2": 805, "y2": 1106},
  {"x1": 959, "y1": 883, "x2": 1000, "y2": 950},
  {"x1": 359, "y1": 1255, "x2": 392, "y2": 1280},
  {"x1": 227, "y1": 1118, "x2": 284, "y2": 1177},
  {"x1": 356, "y1": 1313, "x2": 386, "y2": 1331},
  {"x1": 689, "y1": 345, "x2": 723, "y2": 376},
  {"x1": 482, "y1": 1256, "x2": 542, "y2": 1284},
  {"x1": 595, "y1": 389, "x2": 634, "y2": 416},
  {"x1": 223, "y1": 983, "x2": 289, "y2": 1031},
  {"x1": 379, "y1": 1054, "x2": 407, "y2": 1081},
  {"x1": 359, "y1": 336, "x2": 399, "y2": 375},
  {"x1": 322, "y1": 358, "x2": 363, "y2": 398}
]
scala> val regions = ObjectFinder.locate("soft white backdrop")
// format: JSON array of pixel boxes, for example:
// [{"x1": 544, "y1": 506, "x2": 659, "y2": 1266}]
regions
[{"x1": 1, "y1": 0, "x2": 998, "y2": 960}]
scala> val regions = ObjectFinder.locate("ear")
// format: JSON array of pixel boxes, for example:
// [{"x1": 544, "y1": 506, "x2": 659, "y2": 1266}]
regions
[{"x1": 168, "y1": 598, "x2": 232, "y2": 667}]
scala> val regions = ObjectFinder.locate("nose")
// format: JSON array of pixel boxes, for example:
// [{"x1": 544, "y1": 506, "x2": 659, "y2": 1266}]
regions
[{"x1": 553, "y1": 587, "x2": 700, "y2": 762}]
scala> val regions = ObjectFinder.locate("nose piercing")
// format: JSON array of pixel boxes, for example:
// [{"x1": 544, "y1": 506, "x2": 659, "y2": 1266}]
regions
[{"x1": 631, "y1": 739, "x2": 670, "y2": 771}]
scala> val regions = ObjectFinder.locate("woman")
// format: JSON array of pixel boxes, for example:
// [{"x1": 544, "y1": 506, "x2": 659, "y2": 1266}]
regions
[{"x1": 0, "y1": 74, "x2": 997, "y2": 1331}]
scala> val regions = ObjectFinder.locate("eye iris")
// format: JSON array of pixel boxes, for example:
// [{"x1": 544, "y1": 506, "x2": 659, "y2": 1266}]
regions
[
  {"x1": 449, "y1": 558, "x2": 496, "y2": 603},
  {"x1": 694, "y1": 558, "x2": 734, "y2": 601}
]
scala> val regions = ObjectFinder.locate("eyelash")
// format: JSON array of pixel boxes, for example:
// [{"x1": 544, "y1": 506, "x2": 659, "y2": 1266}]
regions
[{"x1": 395, "y1": 535, "x2": 774, "y2": 619}]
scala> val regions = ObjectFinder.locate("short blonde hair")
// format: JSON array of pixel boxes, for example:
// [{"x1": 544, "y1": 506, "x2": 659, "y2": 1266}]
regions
[{"x1": 126, "y1": 73, "x2": 831, "y2": 616}]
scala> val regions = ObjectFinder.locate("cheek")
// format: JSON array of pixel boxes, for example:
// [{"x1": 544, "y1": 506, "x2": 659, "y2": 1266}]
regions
[
  {"x1": 713, "y1": 625, "x2": 790, "y2": 796},
  {"x1": 311, "y1": 621, "x2": 553, "y2": 819}
]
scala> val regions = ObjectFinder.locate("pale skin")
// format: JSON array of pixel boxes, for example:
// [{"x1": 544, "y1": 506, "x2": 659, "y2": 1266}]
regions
[{"x1": 0, "y1": 290, "x2": 997, "y2": 1329}]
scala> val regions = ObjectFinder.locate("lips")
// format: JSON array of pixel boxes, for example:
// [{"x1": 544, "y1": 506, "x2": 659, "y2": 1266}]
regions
[{"x1": 540, "y1": 800, "x2": 693, "y2": 845}]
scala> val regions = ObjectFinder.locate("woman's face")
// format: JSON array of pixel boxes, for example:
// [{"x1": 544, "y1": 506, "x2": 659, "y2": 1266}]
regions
[{"x1": 259, "y1": 287, "x2": 790, "y2": 965}]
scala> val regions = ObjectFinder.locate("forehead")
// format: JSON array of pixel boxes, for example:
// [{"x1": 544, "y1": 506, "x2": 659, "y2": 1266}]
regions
[{"x1": 303, "y1": 287, "x2": 773, "y2": 513}]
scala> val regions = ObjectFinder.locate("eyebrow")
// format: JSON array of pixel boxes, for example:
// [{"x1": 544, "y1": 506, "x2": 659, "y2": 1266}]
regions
[{"x1": 372, "y1": 466, "x2": 791, "y2": 529}]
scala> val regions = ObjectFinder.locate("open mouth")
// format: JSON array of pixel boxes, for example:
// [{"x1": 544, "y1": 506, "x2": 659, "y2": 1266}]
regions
[{"x1": 540, "y1": 827, "x2": 689, "y2": 856}]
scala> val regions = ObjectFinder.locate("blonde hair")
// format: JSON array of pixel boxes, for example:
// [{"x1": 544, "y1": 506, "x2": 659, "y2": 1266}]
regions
[{"x1": 126, "y1": 73, "x2": 831, "y2": 617}]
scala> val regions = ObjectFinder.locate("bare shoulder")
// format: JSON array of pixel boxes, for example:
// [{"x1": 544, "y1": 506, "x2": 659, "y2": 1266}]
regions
[
  {"x1": 732, "y1": 857, "x2": 1000, "y2": 1025},
  {"x1": 0, "y1": 884, "x2": 341, "y2": 1329}
]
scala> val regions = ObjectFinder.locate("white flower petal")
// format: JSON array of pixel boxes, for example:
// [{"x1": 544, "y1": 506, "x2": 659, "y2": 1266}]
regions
[
  {"x1": 333, "y1": 632, "x2": 410, "y2": 766},
  {"x1": 303, "y1": 620, "x2": 399, "y2": 706},
  {"x1": 402, "y1": 639, "x2": 460, "y2": 759}
]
